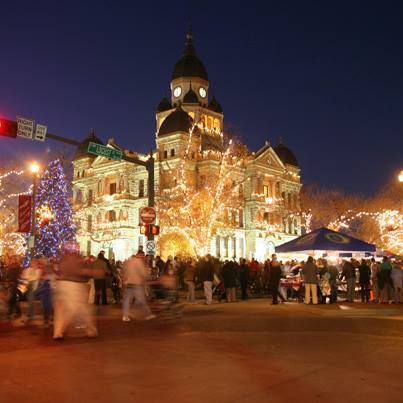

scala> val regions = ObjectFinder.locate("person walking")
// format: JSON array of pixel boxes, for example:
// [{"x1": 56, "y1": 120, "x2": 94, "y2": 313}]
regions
[
  {"x1": 379, "y1": 257, "x2": 393, "y2": 303},
  {"x1": 93, "y1": 251, "x2": 109, "y2": 305},
  {"x1": 155, "y1": 255, "x2": 165, "y2": 277},
  {"x1": 22, "y1": 257, "x2": 42, "y2": 323},
  {"x1": 222, "y1": 260, "x2": 237, "y2": 302},
  {"x1": 53, "y1": 241, "x2": 98, "y2": 340},
  {"x1": 5, "y1": 255, "x2": 22, "y2": 320},
  {"x1": 302, "y1": 256, "x2": 318, "y2": 305},
  {"x1": 122, "y1": 253, "x2": 155, "y2": 321},
  {"x1": 183, "y1": 258, "x2": 196, "y2": 303},
  {"x1": 268, "y1": 254, "x2": 283, "y2": 305},
  {"x1": 239, "y1": 258, "x2": 249, "y2": 300},
  {"x1": 38, "y1": 259, "x2": 54, "y2": 328},
  {"x1": 358, "y1": 259, "x2": 371, "y2": 303},
  {"x1": 391, "y1": 261, "x2": 402, "y2": 304},
  {"x1": 341, "y1": 259, "x2": 356, "y2": 303}
]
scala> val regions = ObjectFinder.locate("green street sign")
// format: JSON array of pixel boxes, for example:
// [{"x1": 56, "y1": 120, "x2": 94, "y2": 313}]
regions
[{"x1": 87, "y1": 142, "x2": 123, "y2": 160}]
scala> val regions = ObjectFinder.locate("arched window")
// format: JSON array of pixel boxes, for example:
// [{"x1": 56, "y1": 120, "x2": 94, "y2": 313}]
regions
[{"x1": 108, "y1": 210, "x2": 116, "y2": 222}]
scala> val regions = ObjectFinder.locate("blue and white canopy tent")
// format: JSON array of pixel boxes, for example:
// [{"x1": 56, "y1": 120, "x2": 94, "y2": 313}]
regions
[{"x1": 275, "y1": 227, "x2": 376, "y2": 257}]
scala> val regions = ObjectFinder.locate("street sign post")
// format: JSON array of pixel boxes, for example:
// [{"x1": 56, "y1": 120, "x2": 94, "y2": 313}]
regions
[
  {"x1": 34, "y1": 124, "x2": 47, "y2": 141},
  {"x1": 87, "y1": 142, "x2": 123, "y2": 160},
  {"x1": 17, "y1": 117, "x2": 35, "y2": 139},
  {"x1": 145, "y1": 240, "x2": 156, "y2": 256},
  {"x1": 139, "y1": 206, "x2": 156, "y2": 225}
]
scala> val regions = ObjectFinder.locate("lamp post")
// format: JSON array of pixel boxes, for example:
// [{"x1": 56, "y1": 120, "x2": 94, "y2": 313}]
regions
[
  {"x1": 398, "y1": 170, "x2": 403, "y2": 183},
  {"x1": 30, "y1": 162, "x2": 40, "y2": 253}
]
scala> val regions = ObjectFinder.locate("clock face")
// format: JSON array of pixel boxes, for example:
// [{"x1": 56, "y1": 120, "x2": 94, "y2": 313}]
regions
[
  {"x1": 173, "y1": 86, "x2": 182, "y2": 97},
  {"x1": 199, "y1": 87, "x2": 207, "y2": 98}
]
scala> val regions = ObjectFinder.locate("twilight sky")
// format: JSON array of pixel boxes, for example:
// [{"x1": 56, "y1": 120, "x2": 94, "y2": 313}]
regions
[{"x1": 0, "y1": 0, "x2": 402, "y2": 194}]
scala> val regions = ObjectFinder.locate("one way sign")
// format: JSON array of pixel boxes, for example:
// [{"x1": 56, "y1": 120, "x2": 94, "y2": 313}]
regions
[{"x1": 34, "y1": 124, "x2": 47, "y2": 141}]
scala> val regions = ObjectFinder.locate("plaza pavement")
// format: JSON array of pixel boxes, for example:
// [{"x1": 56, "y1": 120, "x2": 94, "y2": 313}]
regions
[{"x1": 0, "y1": 300, "x2": 402, "y2": 403}]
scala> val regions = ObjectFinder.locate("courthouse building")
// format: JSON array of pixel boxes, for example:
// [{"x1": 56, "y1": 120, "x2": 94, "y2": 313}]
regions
[{"x1": 72, "y1": 31, "x2": 302, "y2": 261}]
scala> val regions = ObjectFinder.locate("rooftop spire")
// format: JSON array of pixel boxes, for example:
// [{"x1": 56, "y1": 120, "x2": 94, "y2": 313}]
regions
[{"x1": 184, "y1": 25, "x2": 195, "y2": 56}]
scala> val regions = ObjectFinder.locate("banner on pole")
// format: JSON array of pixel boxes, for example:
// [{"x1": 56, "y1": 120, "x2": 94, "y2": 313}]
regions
[{"x1": 18, "y1": 195, "x2": 32, "y2": 233}]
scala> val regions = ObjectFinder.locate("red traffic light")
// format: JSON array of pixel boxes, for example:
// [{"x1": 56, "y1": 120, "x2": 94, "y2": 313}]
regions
[
  {"x1": 139, "y1": 224, "x2": 149, "y2": 235},
  {"x1": 139, "y1": 224, "x2": 160, "y2": 235},
  {"x1": 0, "y1": 119, "x2": 17, "y2": 138}
]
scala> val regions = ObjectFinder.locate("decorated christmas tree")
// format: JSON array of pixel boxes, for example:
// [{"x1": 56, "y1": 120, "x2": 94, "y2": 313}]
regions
[{"x1": 34, "y1": 160, "x2": 76, "y2": 257}]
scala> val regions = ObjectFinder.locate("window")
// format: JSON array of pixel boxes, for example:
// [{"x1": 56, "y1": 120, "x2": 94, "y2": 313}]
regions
[
  {"x1": 223, "y1": 237, "x2": 228, "y2": 257},
  {"x1": 232, "y1": 237, "x2": 237, "y2": 258},
  {"x1": 75, "y1": 190, "x2": 82, "y2": 203},
  {"x1": 170, "y1": 149, "x2": 175, "y2": 157},
  {"x1": 108, "y1": 210, "x2": 116, "y2": 222},
  {"x1": 216, "y1": 236, "x2": 221, "y2": 257},
  {"x1": 77, "y1": 171, "x2": 80, "y2": 178},
  {"x1": 263, "y1": 185, "x2": 269, "y2": 197},
  {"x1": 87, "y1": 215, "x2": 92, "y2": 232},
  {"x1": 263, "y1": 212, "x2": 269, "y2": 223},
  {"x1": 239, "y1": 209, "x2": 244, "y2": 227},
  {"x1": 139, "y1": 179, "x2": 144, "y2": 197},
  {"x1": 163, "y1": 150, "x2": 168, "y2": 159},
  {"x1": 109, "y1": 183, "x2": 117, "y2": 195},
  {"x1": 88, "y1": 189, "x2": 93, "y2": 206}
]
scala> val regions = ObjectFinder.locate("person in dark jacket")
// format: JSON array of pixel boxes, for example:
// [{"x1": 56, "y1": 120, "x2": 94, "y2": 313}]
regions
[
  {"x1": 222, "y1": 260, "x2": 237, "y2": 302},
  {"x1": 358, "y1": 259, "x2": 371, "y2": 303},
  {"x1": 93, "y1": 251, "x2": 109, "y2": 305},
  {"x1": 302, "y1": 256, "x2": 318, "y2": 304},
  {"x1": 341, "y1": 259, "x2": 356, "y2": 303},
  {"x1": 268, "y1": 254, "x2": 283, "y2": 305},
  {"x1": 199, "y1": 255, "x2": 215, "y2": 304},
  {"x1": 155, "y1": 256, "x2": 165, "y2": 277},
  {"x1": 239, "y1": 258, "x2": 249, "y2": 300},
  {"x1": 6, "y1": 255, "x2": 22, "y2": 320}
]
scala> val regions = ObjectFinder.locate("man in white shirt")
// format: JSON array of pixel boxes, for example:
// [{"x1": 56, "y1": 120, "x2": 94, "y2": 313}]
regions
[{"x1": 122, "y1": 253, "x2": 155, "y2": 321}]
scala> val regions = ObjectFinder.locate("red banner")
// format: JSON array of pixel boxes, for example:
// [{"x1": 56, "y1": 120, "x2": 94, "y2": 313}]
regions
[{"x1": 18, "y1": 195, "x2": 32, "y2": 233}]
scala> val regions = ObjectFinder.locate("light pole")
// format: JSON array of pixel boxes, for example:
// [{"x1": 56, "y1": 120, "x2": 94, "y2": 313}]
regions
[
  {"x1": 398, "y1": 170, "x2": 403, "y2": 183},
  {"x1": 30, "y1": 162, "x2": 40, "y2": 253}
]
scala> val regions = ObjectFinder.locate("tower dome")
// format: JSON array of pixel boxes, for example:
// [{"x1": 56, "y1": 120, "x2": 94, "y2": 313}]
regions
[
  {"x1": 156, "y1": 96, "x2": 172, "y2": 112},
  {"x1": 208, "y1": 96, "x2": 223, "y2": 113},
  {"x1": 172, "y1": 31, "x2": 208, "y2": 81},
  {"x1": 274, "y1": 141, "x2": 299, "y2": 167},
  {"x1": 158, "y1": 107, "x2": 193, "y2": 136},
  {"x1": 74, "y1": 129, "x2": 103, "y2": 160}
]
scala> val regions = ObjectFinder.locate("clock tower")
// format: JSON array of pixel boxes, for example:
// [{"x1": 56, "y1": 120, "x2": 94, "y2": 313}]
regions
[{"x1": 155, "y1": 29, "x2": 224, "y2": 149}]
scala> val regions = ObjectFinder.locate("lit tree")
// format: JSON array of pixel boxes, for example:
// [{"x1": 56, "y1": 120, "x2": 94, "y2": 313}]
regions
[
  {"x1": 34, "y1": 160, "x2": 76, "y2": 257},
  {"x1": 157, "y1": 124, "x2": 249, "y2": 256}
]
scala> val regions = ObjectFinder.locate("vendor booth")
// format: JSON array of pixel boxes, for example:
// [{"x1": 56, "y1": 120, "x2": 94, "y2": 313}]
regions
[{"x1": 275, "y1": 227, "x2": 376, "y2": 260}]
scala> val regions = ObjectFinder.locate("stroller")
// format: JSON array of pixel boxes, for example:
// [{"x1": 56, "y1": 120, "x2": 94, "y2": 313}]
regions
[
  {"x1": 212, "y1": 274, "x2": 226, "y2": 302},
  {"x1": 148, "y1": 275, "x2": 184, "y2": 319}
]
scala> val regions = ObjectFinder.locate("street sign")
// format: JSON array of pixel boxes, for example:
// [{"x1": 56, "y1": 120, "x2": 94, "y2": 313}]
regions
[
  {"x1": 145, "y1": 240, "x2": 156, "y2": 256},
  {"x1": 87, "y1": 142, "x2": 123, "y2": 160},
  {"x1": 17, "y1": 117, "x2": 35, "y2": 139},
  {"x1": 34, "y1": 124, "x2": 47, "y2": 141},
  {"x1": 139, "y1": 206, "x2": 156, "y2": 225}
]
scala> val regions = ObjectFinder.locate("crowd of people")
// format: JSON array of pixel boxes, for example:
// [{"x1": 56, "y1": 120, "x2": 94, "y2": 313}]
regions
[{"x1": 0, "y1": 243, "x2": 402, "y2": 340}]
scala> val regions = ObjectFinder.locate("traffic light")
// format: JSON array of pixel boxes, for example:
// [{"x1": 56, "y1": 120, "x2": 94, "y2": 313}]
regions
[
  {"x1": 139, "y1": 224, "x2": 149, "y2": 235},
  {"x1": 0, "y1": 119, "x2": 17, "y2": 138},
  {"x1": 139, "y1": 224, "x2": 160, "y2": 235},
  {"x1": 151, "y1": 225, "x2": 160, "y2": 236}
]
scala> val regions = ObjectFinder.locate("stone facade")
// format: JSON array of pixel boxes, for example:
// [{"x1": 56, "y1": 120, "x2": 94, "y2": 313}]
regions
[{"x1": 72, "y1": 32, "x2": 302, "y2": 261}]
